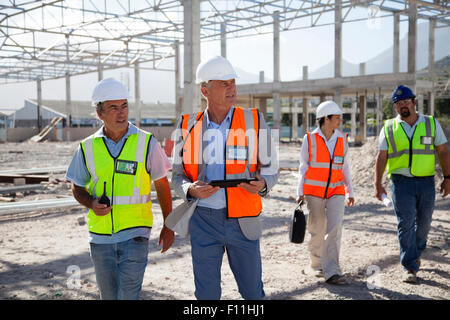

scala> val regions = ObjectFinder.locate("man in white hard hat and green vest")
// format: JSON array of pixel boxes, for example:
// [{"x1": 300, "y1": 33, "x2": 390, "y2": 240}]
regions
[
  {"x1": 66, "y1": 77, "x2": 174, "y2": 299},
  {"x1": 375, "y1": 85, "x2": 449, "y2": 283}
]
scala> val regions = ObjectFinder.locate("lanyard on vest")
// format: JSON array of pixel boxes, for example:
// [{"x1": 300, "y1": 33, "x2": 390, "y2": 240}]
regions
[{"x1": 83, "y1": 129, "x2": 150, "y2": 205}]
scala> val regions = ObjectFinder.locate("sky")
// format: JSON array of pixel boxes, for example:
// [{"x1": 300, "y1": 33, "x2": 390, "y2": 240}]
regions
[{"x1": 0, "y1": 5, "x2": 442, "y2": 109}]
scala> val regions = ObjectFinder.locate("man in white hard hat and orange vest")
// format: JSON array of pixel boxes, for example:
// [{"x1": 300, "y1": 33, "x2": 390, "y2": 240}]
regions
[
  {"x1": 171, "y1": 56, "x2": 279, "y2": 299},
  {"x1": 296, "y1": 101, "x2": 355, "y2": 285},
  {"x1": 66, "y1": 77, "x2": 174, "y2": 299}
]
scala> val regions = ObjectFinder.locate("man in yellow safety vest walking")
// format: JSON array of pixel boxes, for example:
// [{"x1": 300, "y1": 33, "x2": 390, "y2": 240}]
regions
[
  {"x1": 66, "y1": 77, "x2": 174, "y2": 299},
  {"x1": 375, "y1": 85, "x2": 449, "y2": 283}
]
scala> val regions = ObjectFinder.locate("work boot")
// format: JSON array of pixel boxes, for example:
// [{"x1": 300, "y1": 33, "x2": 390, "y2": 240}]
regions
[
  {"x1": 325, "y1": 274, "x2": 347, "y2": 285},
  {"x1": 403, "y1": 270, "x2": 418, "y2": 284}
]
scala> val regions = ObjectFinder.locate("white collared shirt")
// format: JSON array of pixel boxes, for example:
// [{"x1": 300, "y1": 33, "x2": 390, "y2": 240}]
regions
[{"x1": 296, "y1": 127, "x2": 354, "y2": 197}]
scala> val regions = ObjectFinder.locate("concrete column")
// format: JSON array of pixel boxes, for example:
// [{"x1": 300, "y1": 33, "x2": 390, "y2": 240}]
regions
[
  {"x1": 351, "y1": 100, "x2": 357, "y2": 139},
  {"x1": 65, "y1": 34, "x2": 71, "y2": 127},
  {"x1": 272, "y1": 93, "x2": 281, "y2": 130},
  {"x1": 334, "y1": 89, "x2": 342, "y2": 109},
  {"x1": 429, "y1": 19, "x2": 435, "y2": 79},
  {"x1": 259, "y1": 71, "x2": 265, "y2": 83},
  {"x1": 292, "y1": 111, "x2": 298, "y2": 139},
  {"x1": 174, "y1": 40, "x2": 182, "y2": 119},
  {"x1": 335, "y1": 89, "x2": 343, "y2": 131},
  {"x1": 248, "y1": 94, "x2": 254, "y2": 108},
  {"x1": 272, "y1": 11, "x2": 281, "y2": 130},
  {"x1": 393, "y1": 13, "x2": 400, "y2": 73},
  {"x1": 221, "y1": 22, "x2": 226, "y2": 58},
  {"x1": 303, "y1": 66, "x2": 308, "y2": 80},
  {"x1": 302, "y1": 94, "x2": 309, "y2": 136},
  {"x1": 273, "y1": 11, "x2": 280, "y2": 83},
  {"x1": 36, "y1": 79, "x2": 42, "y2": 131},
  {"x1": 260, "y1": 98, "x2": 267, "y2": 117},
  {"x1": 376, "y1": 87, "x2": 383, "y2": 135},
  {"x1": 97, "y1": 40, "x2": 103, "y2": 81},
  {"x1": 290, "y1": 95, "x2": 297, "y2": 140},
  {"x1": 429, "y1": 19, "x2": 435, "y2": 115},
  {"x1": 429, "y1": 91, "x2": 435, "y2": 116},
  {"x1": 359, "y1": 91, "x2": 367, "y2": 142},
  {"x1": 418, "y1": 94, "x2": 424, "y2": 114},
  {"x1": 359, "y1": 62, "x2": 366, "y2": 76},
  {"x1": 65, "y1": 72, "x2": 71, "y2": 127},
  {"x1": 334, "y1": 0, "x2": 342, "y2": 78},
  {"x1": 134, "y1": 61, "x2": 141, "y2": 127},
  {"x1": 183, "y1": 0, "x2": 201, "y2": 114},
  {"x1": 408, "y1": 0, "x2": 417, "y2": 74}
]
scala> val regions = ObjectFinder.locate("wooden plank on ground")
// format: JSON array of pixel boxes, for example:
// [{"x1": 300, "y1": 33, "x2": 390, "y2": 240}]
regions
[
  {"x1": 0, "y1": 174, "x2": 49, "y2": 184},
  {"x1": 29, "y1": 117, "x2": 63, "y2": 142}
]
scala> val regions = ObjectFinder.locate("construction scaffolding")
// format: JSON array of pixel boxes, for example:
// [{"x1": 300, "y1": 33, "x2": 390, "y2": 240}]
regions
[{"x1": 0, "y1": 0, "x2": 449, "y2": 137}]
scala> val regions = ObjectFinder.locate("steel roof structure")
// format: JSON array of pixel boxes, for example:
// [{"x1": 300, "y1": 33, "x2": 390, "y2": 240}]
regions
[{"x1": 0, "y1": 0, "x2": 449, "y2": 83}]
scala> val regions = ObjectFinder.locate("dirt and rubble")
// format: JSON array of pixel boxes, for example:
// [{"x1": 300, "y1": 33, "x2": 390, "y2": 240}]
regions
[{"x1": 0, "y1": 138, "x2": 449, "y2": 300}]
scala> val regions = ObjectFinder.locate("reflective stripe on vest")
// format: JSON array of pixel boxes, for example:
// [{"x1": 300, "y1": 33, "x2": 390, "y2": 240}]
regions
[
  {"x1": 384, "y1": 116, "x2": 435, "y2": 177},
  {"x1": 303, "y1": 132, "x2": 346, "y2": 199},
  {"x1": 181, "y1": 107, "x2": 262, "y2": 218},
  {"x1": 181, "y1": 111, "x2": 205, "y2": 182},
  {"x1": 81, "y1": 128, "x2": 153, "y2": 235}
]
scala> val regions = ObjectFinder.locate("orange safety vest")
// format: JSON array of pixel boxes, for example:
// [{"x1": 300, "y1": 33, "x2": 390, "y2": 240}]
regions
[
  {"x1": 180, "y1": 107, "x2": 262, "y2": 219},
  {"x1": 303, "y1": 132, "x2": 346, "y2": 199}
]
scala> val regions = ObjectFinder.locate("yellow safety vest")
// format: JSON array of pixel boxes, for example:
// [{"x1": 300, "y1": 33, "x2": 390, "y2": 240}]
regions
[
  {"x1": 384, "y1": 116, "x2": 436, "y2": 177},
  {"x1": 81, "y1": 128, "x2": 153, "y2": 235}
]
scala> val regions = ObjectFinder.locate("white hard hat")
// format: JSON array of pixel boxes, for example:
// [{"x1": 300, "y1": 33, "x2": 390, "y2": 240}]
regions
[
  {"x1": 196, "y1": 56, "x2": 238, "y2": 84},
  {"x1": 91, "y1": 77, "x2": 129, "y2": 106},
  {"x1": 316, "y1": 101, "x2": 343, "y2": 118}
]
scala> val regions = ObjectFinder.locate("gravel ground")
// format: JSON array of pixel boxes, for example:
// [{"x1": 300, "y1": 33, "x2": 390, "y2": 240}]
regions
[{"x1": 0, "y1": 138, "x2": 449, "y2": 300}]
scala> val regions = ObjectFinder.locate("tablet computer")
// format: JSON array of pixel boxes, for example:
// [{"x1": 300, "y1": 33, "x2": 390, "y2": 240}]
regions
[{"x1": 209, "y1": 178, "x2": 257, "y2": 188}]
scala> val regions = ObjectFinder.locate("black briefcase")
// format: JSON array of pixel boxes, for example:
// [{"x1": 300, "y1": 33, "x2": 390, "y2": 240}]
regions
[{"x1": 289, "y1": 200, "x2": 307, "y2": 244}]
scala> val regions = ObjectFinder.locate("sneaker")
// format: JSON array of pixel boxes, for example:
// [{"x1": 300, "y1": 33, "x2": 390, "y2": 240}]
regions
[
  {"x1": 403, "y1": 270, "x2": 418, "y2": 284},
  {"x1": 325, "y1": 274, "x2": 347, "y2": 285}
]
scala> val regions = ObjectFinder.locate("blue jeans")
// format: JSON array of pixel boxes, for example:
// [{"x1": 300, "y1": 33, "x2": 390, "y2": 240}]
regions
[
  {"x1": 89, "y1": 236, "x2": 149, "y2": 300},
  {"x1": 189, "y1": 206, "x2": 265, "y2": 300},
  {"x1": 390, "y1": 174, "x2": 435, "y2": 272}
]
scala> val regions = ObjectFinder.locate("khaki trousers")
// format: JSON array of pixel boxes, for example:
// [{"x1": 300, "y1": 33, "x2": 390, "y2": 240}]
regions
[{"x1": 305, "y1": 195, "x2": 345, "y2": 281}]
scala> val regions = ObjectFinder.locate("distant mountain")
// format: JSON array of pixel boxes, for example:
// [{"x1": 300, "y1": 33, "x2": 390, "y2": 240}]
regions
[
  {"x1": 309, "y1": 22, "x2": 450, "y2": 79},
  {"x1": 234, "y1": 66, "x2": 270, "y2": 84}
]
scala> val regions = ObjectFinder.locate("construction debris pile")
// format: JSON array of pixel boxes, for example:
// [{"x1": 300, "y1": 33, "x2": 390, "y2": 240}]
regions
[{"x1": 348, "y1": 137, "x2": 380, "y2": 190}]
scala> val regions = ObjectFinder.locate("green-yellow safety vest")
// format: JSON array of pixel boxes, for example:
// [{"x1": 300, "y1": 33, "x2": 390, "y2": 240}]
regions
[
  {"x1": 81, "y1": 128, "x2": 153, "y2": 235},
  {"x1": 384, "y1": 116, "x2": 436, "y2": 177}
]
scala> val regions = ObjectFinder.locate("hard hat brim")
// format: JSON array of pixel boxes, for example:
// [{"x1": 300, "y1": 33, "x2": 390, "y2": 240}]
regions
[
  {"x1": 392, "y1": 96, "x2": 415, "y2": 104},
  {"x1": 195, "y1": 73, "x2": 238, "y2": 84},
  {"x1": 92, "y1": 95, "x2": 128, "y2": 106}
]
